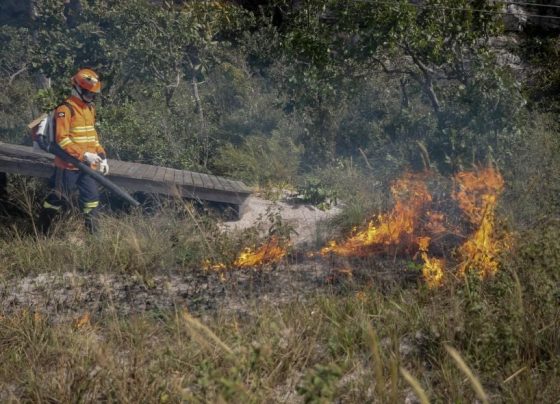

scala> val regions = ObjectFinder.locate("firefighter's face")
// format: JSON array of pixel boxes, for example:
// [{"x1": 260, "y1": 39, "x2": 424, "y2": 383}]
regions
[{"x1": 82, "y1": 89, "x2": 97, "y2": 103}]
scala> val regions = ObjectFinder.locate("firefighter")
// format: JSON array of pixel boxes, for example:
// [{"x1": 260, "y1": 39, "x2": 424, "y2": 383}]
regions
[{"x1": 38, "y1": 68, "x2": 109, "y2": 234}]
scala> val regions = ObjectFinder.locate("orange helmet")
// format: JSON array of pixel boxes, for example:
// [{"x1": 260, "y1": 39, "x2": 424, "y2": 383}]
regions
[{"x1": 71, "y1": 68, "x2": 101, "y2": 93}]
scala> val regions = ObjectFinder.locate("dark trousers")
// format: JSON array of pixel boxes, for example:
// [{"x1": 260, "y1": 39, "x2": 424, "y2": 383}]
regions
[{"x1": 40, "y1": 167, "x2": 100, "y2": 233}]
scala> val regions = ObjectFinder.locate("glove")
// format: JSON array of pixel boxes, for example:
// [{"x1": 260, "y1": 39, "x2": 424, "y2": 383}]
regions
[
  {"x1": 83, "y1": 152, "x2": 102, "y2": 166},
  {"x1": 99, "y1": 159, "x2": 109, "y2": 176}
]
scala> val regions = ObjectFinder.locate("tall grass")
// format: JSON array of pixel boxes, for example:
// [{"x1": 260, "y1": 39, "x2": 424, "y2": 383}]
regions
[{"x1": 1, "y1": 260, "x2": 558, "y2": 403}]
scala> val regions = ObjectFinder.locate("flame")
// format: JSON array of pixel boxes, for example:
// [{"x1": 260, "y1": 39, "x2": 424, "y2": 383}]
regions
[
  {"x1": 453, "y1": 168, "x2": 504, "y2": 224},
  {"x1": 74, "y1": 312, "x2": 91, "y2": 329},
  {"x1": 203, "y1": 260, "x2": 227, "y2": 272},
  {"x1": 418, "y1": 236, "x2": 445, "y2": 288},
  {"x1": 234, "y1": 236, "x2": 287, "y2": 268},
  {"x1": 453, "y1": 168, "x2": 505, "y2": 278},
  {"x1": 321, "y1": 172, "x2": 433, "y2": 256},
  {"x1": 318, "y1": 167, "x2": 508, "y2": 287},
  {"x1": 201, "y1": 168, "x2": 506, "y2": 287},
  {"x1": 204, "y1": 237, "x2": 288, "y2": 272},
  {"x1": 443, "y1": 167, "x2": 507, "y2": 280},
  {"x1": 422, "y1": 255, "x2": 445, "y2": 288}
]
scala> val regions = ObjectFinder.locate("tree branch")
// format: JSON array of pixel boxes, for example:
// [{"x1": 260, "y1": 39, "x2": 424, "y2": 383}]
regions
[{"x1": 8, "y1": 67, "x2": 28, "y2": 85}]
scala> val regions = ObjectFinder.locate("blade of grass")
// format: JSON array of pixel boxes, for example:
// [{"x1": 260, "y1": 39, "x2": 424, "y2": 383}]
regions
[
  {"x1": 445, "y1": 344, "x2": 489, "y2": 404},
  {"x1": 399, "y1": 367, "x2": 430, "y2": 404},
  {"x1": 182, "y1": 310, "x2": 233, "y2": 356},
  {"x1": 367, "y1": 325, "x2": 386, "y2": 400}
]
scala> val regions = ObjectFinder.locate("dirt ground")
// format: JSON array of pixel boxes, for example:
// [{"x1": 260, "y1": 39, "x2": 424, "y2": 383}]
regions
[
  {"x1": 0, "y1": 257, "x2": 420, "y2": 323},
  {"x1": 0, "y1": 195, "x2": 420, "y2": 322}
]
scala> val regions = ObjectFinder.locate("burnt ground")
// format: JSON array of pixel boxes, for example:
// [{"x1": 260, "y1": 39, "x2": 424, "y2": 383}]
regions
[
  {"x1": 0, "y1": 191, "x2": 424, "y2": 322},
  {"x1": 0, "y1": 257, "x2": 421, "y2": 322}
]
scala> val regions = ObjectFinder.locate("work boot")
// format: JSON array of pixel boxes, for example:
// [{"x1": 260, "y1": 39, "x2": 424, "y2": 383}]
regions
[
  {"x1": 84, "y1": 211, "x2": 100, "y2": 234},
  {"x1": 37, "y1": 207, "x2": 59, "y2": 235}
]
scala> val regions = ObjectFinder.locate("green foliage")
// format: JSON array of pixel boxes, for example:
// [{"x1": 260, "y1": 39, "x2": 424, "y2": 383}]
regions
[
  {"x1": 297, "y1": 363, "x2": 343, "y2": 404},
  {"x1": 212, "y1": 131, "x2": 303, "y2": 186},
  {"x1": 269, "y1": 0, "x2": 522, "y2": 169},
  {"x1": 503, "y1": 114, "x2": 560, "y2": 225},
  {"x1": 295, "y1": 176, "x2": 337, "y2": 210},
  {"x1": 0, "y1": 0, "x2": 549, "y2": 177},
  {"x1": 522, "y1": 33, "x2": 560, "y2": 112},
  {"x1": 97, "y1": 99, "x2": 205, "y2": 170},
  {"x1": 1, "y1": 2, "x2": 560, "y2": 402}
]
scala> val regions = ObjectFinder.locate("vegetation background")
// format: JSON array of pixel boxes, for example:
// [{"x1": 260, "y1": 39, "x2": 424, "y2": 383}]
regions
[{"x1": 0, "y1": 0, "x2": 559, "y2": 402}]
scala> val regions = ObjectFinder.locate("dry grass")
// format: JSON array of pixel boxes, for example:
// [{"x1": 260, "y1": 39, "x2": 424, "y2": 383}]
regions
[
  {"x1": 0, "y1": 140, "x2": 559, "y2": 402},
  {"x1": 0, "y1": 268, "x2": 558, "y2": 402}
]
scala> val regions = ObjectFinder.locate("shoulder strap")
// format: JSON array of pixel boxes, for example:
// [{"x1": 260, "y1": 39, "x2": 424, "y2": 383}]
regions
[{"x1": 60, "y1": 101, "x2": 76, "y2": 117}]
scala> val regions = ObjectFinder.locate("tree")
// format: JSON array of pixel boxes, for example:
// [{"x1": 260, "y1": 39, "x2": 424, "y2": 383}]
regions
[
  {"x1": 271, "y1": 0, "x2": 524, "y2": 169},
  {"x1": 29, "y1": 0, "x2": 252, "y2": 167}
]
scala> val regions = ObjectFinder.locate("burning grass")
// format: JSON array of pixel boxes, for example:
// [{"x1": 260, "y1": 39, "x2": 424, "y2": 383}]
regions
[
  {"x1": 199, "y1": 167, "x2": 509, "y2": 291},
  {"x1": 320, "y1": 167, "x2": 509, "y2": 287}
]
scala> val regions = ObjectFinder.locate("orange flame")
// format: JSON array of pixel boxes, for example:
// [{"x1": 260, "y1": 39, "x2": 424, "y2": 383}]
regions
[
  {"x1": 453, "y1": 168, "x2": 504, "y2": 224},
  {"x1": 74, "y1": 312, "x2": 91, "y2": 329},
  {"x1": 233, "y1": 236, "x2": 287, "y2": 268},
  {"x1": 321, "y1": 172, "x2": 433, "y2": 256},
  {"x1": 418, "y1": 236, "x2": 445, "y2": 288},
  {"x1": 453, "y1": 168, "x2": 505, "y2": 278},
  {"x1": 318, "y1": 167, "x2": 508, "y2": 287},
  {"x1": 203, "y1": 237, "x2": 288, "y2": 271}
]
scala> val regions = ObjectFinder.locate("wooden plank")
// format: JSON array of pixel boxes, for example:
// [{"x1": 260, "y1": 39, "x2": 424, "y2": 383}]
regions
[
  {"x1": 163, "y1": 166, "x2": 175, "y2": 183},
  {"x1": 0, "y1": 142, "x2": 252, "y2": 209},
  {"x1": 0, "y1": 158, "x2": 53, "y2": 179},
  {"x1": 202, "y1": 173, "x2": 214, "y2": 189},
  {"x1": 211, "y1": 175, "x2": 223, "y2": 190},
  {"x1": 190, "y1": 171, "x2": 205, "y2": 188},
  {"x1": 233, "y1": 180, "x2": 251, "y2": 193},
  {"x1": 182, "y1": 170, "x2": 193, "y2": 187},
  {"x1": 121, "y1": 161, "x2": 138, "y2": 178},
  {"x1": 153, "y1": 166, "x2": 167, "y2": 183},
  {"x1": 171, "y1": 169, "x2": 184, "y2": 196},
  {"x1": 215, "y1": 176, "x2": 235, "y2": 192},
  {"x1": 108, "y1": 160, "x2": 125, "y2": 173},
  {"x1": 141, "y1": 163, "x2": 159, "y2": 181},
  {"x1": 206, "y1": 173, "x2": 219, "y2": 190},
  {"x1": 172, "y1": 169, "x2": 183, "y2": 186},
  {"x1": 129, "y1": 162, "x2": 147, "y2": 180}
]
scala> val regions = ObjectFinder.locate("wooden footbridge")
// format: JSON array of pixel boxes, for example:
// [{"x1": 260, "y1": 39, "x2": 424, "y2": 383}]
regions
[{"x1": 0, "y1": 142, "x2": 251, "y2": 218}]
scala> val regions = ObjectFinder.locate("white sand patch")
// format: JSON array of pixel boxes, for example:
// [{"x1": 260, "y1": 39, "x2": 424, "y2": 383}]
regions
[{"x1": 222, "y1": 195, "x2": 341, "y2": 246}]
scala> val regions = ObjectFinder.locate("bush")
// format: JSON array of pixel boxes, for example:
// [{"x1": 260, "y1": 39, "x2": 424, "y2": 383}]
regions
[{"x1": 212, "y1": 130, "x2": 302, "y2": 187}]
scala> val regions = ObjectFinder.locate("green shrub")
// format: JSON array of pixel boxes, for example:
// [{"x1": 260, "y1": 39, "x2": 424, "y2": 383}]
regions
[{"x1": 212, "y1": 131, "x2": 302, "y2": 186}]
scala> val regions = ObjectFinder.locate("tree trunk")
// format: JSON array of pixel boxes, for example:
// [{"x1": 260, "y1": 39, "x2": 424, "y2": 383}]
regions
[
  {"x1": 423, "y1": 76, "x2": 441, "y2": 114},
  {"x1": 400, "y1": 77, "x2": 409, "y2": 109},
  {"x1": 188, "y1": 59, "x2": 208, "y2": 168}
]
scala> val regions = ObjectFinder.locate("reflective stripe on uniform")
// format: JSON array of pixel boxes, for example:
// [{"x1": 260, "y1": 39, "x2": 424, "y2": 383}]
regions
[
  {"x1": 69, "y1": 136, "x2": 98, "y2": 143},
  {"x1": 58, "y1": 138, "x2": 73, "y2": 148},
  {"x1": 70, "y1": 126, "x2": 95, "y2": 132},
  {"x1": 82, "y1": 200, "x2": 99, "y2": 214},
  {"x1": 43, "y1": 201, "x2": 62, "y2": 211}
]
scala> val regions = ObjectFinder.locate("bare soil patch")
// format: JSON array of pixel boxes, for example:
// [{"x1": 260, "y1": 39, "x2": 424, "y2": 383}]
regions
[{"x1": 0, "y1": 257, "x2": 420, "y2": 322}]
